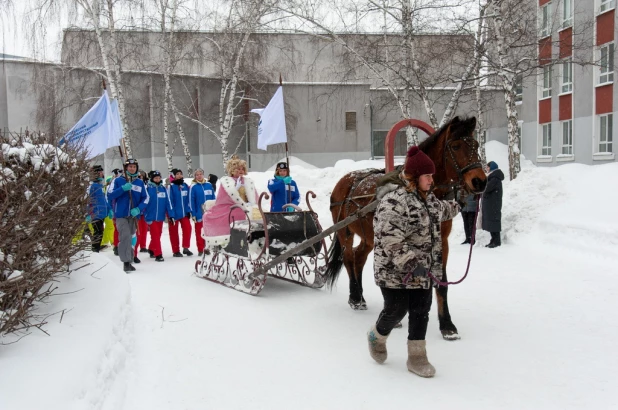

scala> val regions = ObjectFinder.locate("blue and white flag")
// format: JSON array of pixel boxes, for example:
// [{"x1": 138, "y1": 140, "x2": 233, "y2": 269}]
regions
[
  {"x1": 251, "y1": 86, "x2": 288, "y2": 151},
  {"x1": 60, "y1": 92, "x2": 119, "y2": 158}
]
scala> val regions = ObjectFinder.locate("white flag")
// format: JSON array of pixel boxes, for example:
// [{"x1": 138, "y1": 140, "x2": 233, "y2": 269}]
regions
[
  {"x1": 60, "y1": 92, "x2": 119, "y2": 159},
  {"x1": 251, "y1": 86, "x2": 288, "y2": 151},
  {"x1": 109, "y1": 98, "x2": 124, "y2": 148}
]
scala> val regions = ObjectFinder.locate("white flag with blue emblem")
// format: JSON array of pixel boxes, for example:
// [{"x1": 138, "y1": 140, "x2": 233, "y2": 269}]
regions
[
  {"x1": 59, "y1": 92, "x2": 119, "y2": 159},
  {"x1": 251, "y1": 86, "x2": 288, "y2": 151}
]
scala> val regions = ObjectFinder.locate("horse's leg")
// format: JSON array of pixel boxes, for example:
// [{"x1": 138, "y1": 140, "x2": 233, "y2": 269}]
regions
[
  {"x1": 436, "y1": 220, "x2": 460, "y2": 340},
  {"x1": 351, "y1": 234, "x2": 373, "y2": 310},
  {"x1": 339, "y1": 229, "x2": 363, "y2": 310}
]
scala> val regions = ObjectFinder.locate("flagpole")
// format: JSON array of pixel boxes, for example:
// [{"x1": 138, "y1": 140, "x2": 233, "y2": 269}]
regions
[{"x1": 279, "y1": 74, "x2": 292, "y2": 208}]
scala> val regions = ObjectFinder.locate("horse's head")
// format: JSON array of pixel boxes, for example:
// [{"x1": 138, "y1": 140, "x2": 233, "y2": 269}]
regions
[{"x1": 442, "y1": 116, "x2": 486, "y2": 194}]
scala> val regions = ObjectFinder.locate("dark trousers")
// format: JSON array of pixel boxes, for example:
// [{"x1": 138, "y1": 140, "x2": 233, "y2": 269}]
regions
[
  {"x1": 461, "y1": 211, "x2": 476, "y2": 242},
  {"x1": 376, "y1": 287, "x2": 433, "y2": 341},
  {"x1": 91, "y1": 219, "x2": 104, "y2": 252}
]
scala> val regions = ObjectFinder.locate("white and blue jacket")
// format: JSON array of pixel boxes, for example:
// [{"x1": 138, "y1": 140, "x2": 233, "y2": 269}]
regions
[
  {"x1": 107, "y1": 175, "x2": 150, "y2": 218},
  {"x1": 168, "y1": 180, "x2": 191, "y2": 220},
  {"x1": 145, "y1": 182, "x2": 173, "y2": 222},
  {"x1": 267, "y1": 177, "x2": 300, "y2": 212},
  {"x1": 189, "y1": 180, "x2": 216, "y2": 222}
]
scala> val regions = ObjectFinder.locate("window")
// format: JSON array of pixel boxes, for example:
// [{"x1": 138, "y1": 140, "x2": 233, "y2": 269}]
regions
[
  {"x1": 345, "y1": 111, "x2": 357, "y2": 131},
  {"x1": 515, "y1": 74, "x2": 523, "y2": 103},
  {"x1": 561, "y1": 120, "x2": 573, "y2": 154},
  {"x1": 539, "y1": 3, "x2": 552, "y2": 38},
  {"x1": 600, "y1": 0, "x2": 616, "y2": 14},
  {"x1": 599, "y1": 114, "x2": 613, "y2": 153},
  {"x1": 561, "y1": 59, "x2": 573, "y2": 93},
  {"x1": 542, "y1": 66, "x2": 552, "y2": 98},
  {"x1": 599, "y1": 43, "x2": 614, "y2": 85},
  {"x1": 562, "y1": 0, "x2": 573, "y2": 28},
  {"x1": 542, "y1": 123, "x2": 552, "y2": 155},
  {"x1": 372, "y1": 130, "x2": 407, "y2": 157}
]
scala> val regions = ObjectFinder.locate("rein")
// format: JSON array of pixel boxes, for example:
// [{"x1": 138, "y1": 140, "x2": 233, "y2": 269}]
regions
[{"x1": 427, "y1": 195, "x2": 480, "y2": 287}]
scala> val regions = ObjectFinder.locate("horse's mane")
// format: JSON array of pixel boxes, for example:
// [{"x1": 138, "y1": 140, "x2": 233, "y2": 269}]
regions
[{"x1": 418, "y1": 116, "x2": 475, "y2": 152}]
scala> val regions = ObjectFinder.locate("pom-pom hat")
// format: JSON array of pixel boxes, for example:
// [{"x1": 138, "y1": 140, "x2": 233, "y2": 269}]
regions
[{"x1": 404, "y1": 146, "x2": 436, "y2": 177}]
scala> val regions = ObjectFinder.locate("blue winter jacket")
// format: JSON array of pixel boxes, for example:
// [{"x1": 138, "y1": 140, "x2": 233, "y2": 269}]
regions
[
  {"x1": 87, "y1": 181, "x2": 110, "y2": 221},
  {"x1": 189, "y1": 180, "x2": 216, "y2": 222},
  {"x1": 107, "y1": 176, "x2": 150, "y2": 218},
  {"x1": 268, "y1": 177, "x2": 300, "y2": 212},
  {"x1": 168, "y1": 181, "x2": 191, "y2": 220},
  {"x1": 145, "y1": 182, "x2": 173, "y2": 222}
]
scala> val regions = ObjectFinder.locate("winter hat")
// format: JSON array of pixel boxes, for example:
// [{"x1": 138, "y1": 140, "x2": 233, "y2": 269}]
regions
[
  {"x1": 171, "y1": 168, "x2": 182, "y2": 176},
  {"x1": 91, "y1": 165, "x2": 103, "y2": 173},
  {"x1": 276, "y1": 162, "x2": 288, "y2": 170},
  {"x1": 404, "y1": 146, "x2": 435, "y2": 178},
  {"x1": 488, "y1": 161, "x2": 498, "y2": 171}
]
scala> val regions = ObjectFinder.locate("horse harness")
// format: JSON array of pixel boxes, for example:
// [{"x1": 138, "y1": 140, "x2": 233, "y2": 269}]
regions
[{"x1": 433, "y1": 136, "x2": 483, "y2": 200}]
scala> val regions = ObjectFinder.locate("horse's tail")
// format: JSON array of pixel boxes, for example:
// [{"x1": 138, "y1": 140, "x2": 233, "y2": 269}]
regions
[{"x1": 325, "y1": 234, "x2": 344, "y2": 290}]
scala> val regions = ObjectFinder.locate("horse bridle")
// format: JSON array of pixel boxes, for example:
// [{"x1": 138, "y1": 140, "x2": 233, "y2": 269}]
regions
[{"x1": 433, "y1": 136, "x2": 483, "y2": 196}]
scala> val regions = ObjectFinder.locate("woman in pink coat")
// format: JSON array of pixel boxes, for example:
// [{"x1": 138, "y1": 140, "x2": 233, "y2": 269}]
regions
[{"x1": 202, "y1": 156, "x2": 258, "y2": 248}]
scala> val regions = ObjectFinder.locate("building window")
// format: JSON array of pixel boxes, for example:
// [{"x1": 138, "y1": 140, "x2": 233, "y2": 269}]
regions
[
  {"x1": 561, "y1": 120, "x2": 573, "y2": 154},
  {"x1": 599, "y1": 0, "x2": 616, "y2": 14},
  {"x1": 515, "y1": 74, "x2": 523, "y2": 103},
  {"x1": 562, "y1": 0, "x2": 573, "y2": 28},
  {"x1": 561, "y1": 59, "x2": 573, "y2": 93},
  {"x1": 345, "y1": 111, "x2": 357, "y2": 131},
  {"x1": 542, "y1": 66, "x2": 552, "y2": 98},
  {"x1": 599, "y1": 43, "x2": 614, "y2": 85},
  {"x1": 542, "y1": 123, "x2": 552, "y2": 155},
  {"x1": 599, "y1": 114, "x2": 613, "y2": 153},
  {"x1": 372, "y1": 130, "x2": 407, "y2": 157},
  {"x1": 539, "y1": 3, "x2": 552, "y2": 38}
]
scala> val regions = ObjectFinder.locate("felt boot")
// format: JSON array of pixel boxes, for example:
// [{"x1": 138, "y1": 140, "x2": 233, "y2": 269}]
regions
[
  {"x1": 367, "y1": 325, "x2": 389, "y2": 364},
  {"x1": 406, "y1": 340, "x2": 435, "y2": 378}
]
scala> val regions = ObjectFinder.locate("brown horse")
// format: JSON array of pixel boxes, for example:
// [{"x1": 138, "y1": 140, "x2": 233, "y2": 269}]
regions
[{"x1": 325, "y1": 116, "x2": 486, "y2": 340}]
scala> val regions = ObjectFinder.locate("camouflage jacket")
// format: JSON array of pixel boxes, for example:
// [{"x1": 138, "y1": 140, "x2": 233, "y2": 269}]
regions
[{"x1": 373, "y1": 181, "x2": 460, "y2": 290}]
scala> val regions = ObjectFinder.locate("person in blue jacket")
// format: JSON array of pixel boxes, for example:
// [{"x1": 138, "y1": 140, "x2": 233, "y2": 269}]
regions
[
  {"x1": 168, "y1": 168, "x2": 193, "y2": 257},
  {"x1": 145, "y1": 170, "x2": 174, "y2": 262},
  {"x1": 86, "y1": 165, "x2": 111, "y2": 252},
  {"x1": 267, "y1": 162, "x2": 300, "y2": 212},
  {"x1": 107, "y1": 159, "x2": 150, "y2": 272},
  {"x1": 189, "y1": 168, "x2": 216, "y2": 256}
]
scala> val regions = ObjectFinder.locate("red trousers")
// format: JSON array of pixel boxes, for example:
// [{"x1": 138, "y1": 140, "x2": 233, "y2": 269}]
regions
[
  {"x1": 148, "y1": 221, "x2": 164, "y2": 257},
  {"x1": 194, "y1": 221, "x2": 205, "y2": 253},
  {"x1": 168, "y1": 216, "x2": 192, "y2": 253},
  {"x1": 133, "y1": 216, "x2": 149, "y2": 257},
  {"x1": 113, "y1": 219, "x2": 119, "y2": 246}
]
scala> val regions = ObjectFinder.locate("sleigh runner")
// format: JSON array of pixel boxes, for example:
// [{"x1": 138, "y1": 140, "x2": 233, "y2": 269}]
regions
[{"x1": 195, "y1": 192, "x2": 330, "y2": 295}]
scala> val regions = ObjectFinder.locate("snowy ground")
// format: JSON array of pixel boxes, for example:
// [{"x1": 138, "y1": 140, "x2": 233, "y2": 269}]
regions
[{"x1": 1, "y1": 141, "x2": 617, "y2": 409}]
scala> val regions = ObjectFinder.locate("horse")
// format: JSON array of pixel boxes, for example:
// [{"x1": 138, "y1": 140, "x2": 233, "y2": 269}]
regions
[{"x1": 325, "y1": 116, "x2": 487, "y2": 340}]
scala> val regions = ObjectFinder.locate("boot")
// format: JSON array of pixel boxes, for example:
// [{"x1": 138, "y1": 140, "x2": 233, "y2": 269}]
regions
[
  {"x1": 155, "y1": 255, "x2": 164, "y2": 262},
  {"x1": 461, "y1": 239, "x2": 470, "y2": 245},
  {"x1": 367, "y1": 325, "x2": 389, "y2": 364},
  {"x1": 487, "y1": 232, "x2": 501, "y2": 248},
  {"x1": 173, "y1": 252, "x2": 183, "y2": 257},
  {"x1": 183, "y1": 248, "x2": 193, "y2": 256},
  {"x1": 123, "y1": 262, "x2": 136, "y2": 273},
  {"x1": 148, "y1": 249, "x2": 155, "y2": 258},
  {"x1": 198, "y1": 251, "x2": 203, "y2": 257},
  {"x1": 133, "y1": 256, "x2": 141, "y2": 264},
  {"x1": 140, "y1": 248, "x2": 150, "y2": 254},
  {"x1": 406, "y1": 340, "x2": 435, "y2": 378},
  {"x1": 113, "y1": 246, "x2": 118, "y2": 256}
]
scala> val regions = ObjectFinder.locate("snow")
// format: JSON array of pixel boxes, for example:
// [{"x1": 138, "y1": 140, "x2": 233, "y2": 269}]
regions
[{"x1": 1, "y1": 141, "x2": 618, "y2": 409}]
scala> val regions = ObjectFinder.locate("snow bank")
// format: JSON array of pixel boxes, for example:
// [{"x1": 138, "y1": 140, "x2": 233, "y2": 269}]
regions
[{"x1": 0, "y1": 253, "x2": 131, "y2": 410}]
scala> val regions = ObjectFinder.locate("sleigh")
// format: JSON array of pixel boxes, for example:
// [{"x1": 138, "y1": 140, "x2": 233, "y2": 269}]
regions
[{"x1": 194, "y1": 192, "x2": 329, "y2": 295}]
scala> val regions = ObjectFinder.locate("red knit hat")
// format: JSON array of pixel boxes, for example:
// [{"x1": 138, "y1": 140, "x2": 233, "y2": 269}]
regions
[{"x1": 404, "y1": 146, "x2": 435, "y2": 177}]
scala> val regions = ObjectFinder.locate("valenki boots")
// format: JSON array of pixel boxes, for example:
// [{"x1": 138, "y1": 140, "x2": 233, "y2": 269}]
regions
[
  {"x1": 406, "y1": 340, "x2": 436, "y2": 378},
  {"x1": 367, "y1": 325, "x2": 389, "y2": 364}
]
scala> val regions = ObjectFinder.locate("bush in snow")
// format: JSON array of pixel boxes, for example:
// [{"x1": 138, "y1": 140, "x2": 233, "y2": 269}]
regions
[{"x1": 0, "y1": 131, "x2": 90, "y2": 337}]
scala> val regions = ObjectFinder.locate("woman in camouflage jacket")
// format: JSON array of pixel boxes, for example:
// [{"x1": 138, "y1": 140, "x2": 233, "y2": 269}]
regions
[{"x1": 367, "y1": 146, "x2": 460, "y2": 378}]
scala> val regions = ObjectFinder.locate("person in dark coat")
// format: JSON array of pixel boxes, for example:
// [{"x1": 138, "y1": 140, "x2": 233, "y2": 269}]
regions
[
  {"x1": 458, "y1": 191, "x2": 478, "y2": 245},
  {"x1": 481, "y1": 161, "x2": 504, "y2": 248}
]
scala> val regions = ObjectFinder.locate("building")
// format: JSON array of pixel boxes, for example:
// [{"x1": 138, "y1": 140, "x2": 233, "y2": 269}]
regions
[{"x1": 520, "y1": 0, "x2": 616, "y2": 165}]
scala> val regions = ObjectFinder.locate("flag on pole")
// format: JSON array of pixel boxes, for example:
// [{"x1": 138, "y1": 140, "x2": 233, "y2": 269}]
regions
[
  {"x1": 109, "y1": 98, "x2": 124, "y2": 148},
  {"x1": 59, "y1": 92, "x2": 120, "y2": 159},
  {"x1": 250, "y1": 86, "x2": 288, "y2": 151}
]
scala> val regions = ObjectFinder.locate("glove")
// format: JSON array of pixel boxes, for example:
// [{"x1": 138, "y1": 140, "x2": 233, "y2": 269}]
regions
[
  {"x1": 130, "y1": 207, "x2": 140, "y2": 217},
  {"x1": 169, "y1": 217, "x2": 176, "y2": 225},
  {"x1": 122, "y1": 182, "x2": 133, "y2": 192},
  {"x1": 108, "y1": 209, "x2": 114, "y2": 219},
  {"x1": 285, "y1": 206, "x2": 294, "y2": 212},
  {"x1": 282, "y1": 176, "x2": 292, "y2": 184},
  {"x1": 85, "y1": 215, "x2": 92, "y2": 223},
  {"x1": 412, "y1": 264, "x2": 428, "y2": 278},
  {"x1": 131, "y1": 234, "x2": 137, "y2": 247}
]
